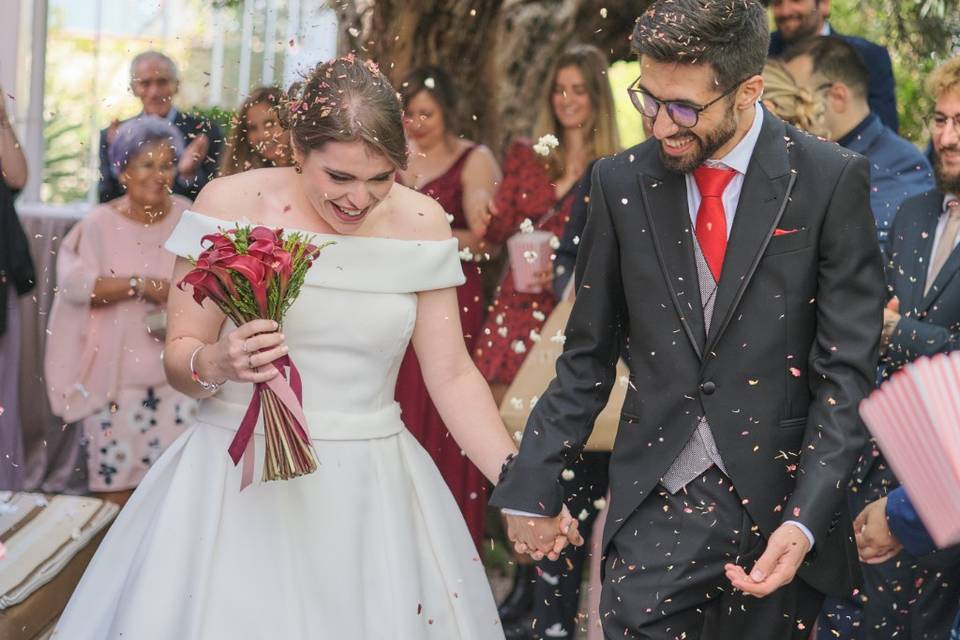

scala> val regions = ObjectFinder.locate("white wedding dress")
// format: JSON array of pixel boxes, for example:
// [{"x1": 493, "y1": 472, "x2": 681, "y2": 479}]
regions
[{"x1": 55, "y1": 210, "x2": 504, "y2": 640}]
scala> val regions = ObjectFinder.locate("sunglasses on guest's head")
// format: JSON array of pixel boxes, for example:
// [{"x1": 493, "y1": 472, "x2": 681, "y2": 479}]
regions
[{"x1": 627, "y1": 75, "x2": 754, "y2": 129}]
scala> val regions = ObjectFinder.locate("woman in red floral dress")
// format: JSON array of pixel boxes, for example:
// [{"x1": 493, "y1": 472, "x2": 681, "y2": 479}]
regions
[
  {"x1": 395, "y1": 66, "x2": 502, "y2": 550},
  {"x1": 474, "y1": 45, "x2": 620, "y2": 407}
]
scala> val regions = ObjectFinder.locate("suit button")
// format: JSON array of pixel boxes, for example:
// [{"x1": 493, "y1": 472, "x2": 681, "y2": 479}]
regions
[{"x1": 701, "y1": 381, "x2": 716, "y2": 395}]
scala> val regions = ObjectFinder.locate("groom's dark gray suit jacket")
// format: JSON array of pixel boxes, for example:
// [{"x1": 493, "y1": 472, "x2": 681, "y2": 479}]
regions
[{"x1": 490, "y1": 108, "x2": 885, "y2": 597}]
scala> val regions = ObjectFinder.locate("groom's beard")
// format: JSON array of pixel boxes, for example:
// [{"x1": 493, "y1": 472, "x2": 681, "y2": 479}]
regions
[
  {"x1": 658, "y1": 105, "x2": 738, "y2": 175},
  {"x1": 933, "y1": 146, "x2": 960, "y2": 195}
]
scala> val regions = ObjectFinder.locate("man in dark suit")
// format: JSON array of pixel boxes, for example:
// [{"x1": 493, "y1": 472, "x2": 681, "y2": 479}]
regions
[
  {"x1": 98, "y1": 51, "x2": 222, "y2": 202},
  {"x1": 765, "y1": 0, "x2": 898, "y2": 132},
  {"x1": 823, "y1": 54, "x2": 960, "y2": 640},
  {"x1": 492, "y1": 1, "x2": 884, "y2": 638},
  {"x1": 857, "y1": 488, "x2": 960, "y2": 639},
  {"x1": 783, "y1": 36, "x2": 933, "y2": 256}
]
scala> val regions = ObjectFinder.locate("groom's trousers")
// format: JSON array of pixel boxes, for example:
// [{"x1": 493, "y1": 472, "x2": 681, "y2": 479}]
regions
[{"x1": 598, "y1": 467, "x2": 823, "y2": 640}]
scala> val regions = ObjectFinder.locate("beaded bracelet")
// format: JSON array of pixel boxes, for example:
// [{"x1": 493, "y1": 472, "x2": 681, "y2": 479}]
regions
[{"x1": 189, "y1": 345, "x2": 225, "y2": 393}]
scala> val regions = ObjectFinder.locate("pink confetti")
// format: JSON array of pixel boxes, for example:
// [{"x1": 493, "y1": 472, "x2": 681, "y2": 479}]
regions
[
  {"x1": 789, "y1": 367, "x2": 801, "y2": 377},
  {"x1": 793, "y1": 507, "x2": 801, "y2": 517}
]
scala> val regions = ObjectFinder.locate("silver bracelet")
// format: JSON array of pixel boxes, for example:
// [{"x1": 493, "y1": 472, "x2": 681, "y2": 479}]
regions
[{"x1": 189, "y1": 345, "x2": 225, "y2": 392}]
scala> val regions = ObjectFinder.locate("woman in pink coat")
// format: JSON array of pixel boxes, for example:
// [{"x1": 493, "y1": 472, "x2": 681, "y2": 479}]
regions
[{"x1": 45, "y1": 117, "x2": 196, "y2": 505}]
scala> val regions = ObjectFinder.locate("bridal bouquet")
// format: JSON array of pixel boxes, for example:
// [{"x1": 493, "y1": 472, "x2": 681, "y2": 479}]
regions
[{"x1": 179, "y1": 225, "x2": 333, "y2": 488}]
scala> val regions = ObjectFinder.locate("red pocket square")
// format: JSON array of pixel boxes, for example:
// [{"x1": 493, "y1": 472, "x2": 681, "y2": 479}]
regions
[{"x1": 774, "y1": 228, "x2": 799, "y2": 236}]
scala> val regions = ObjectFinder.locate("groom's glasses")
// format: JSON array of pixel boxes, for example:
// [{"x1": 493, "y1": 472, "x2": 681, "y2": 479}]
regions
[{"x1": 627, "y1": 76, "x2": 750, "y2": 129}]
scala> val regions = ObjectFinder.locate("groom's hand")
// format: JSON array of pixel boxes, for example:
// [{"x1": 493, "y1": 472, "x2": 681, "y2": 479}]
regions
[
  {"x1": 723, "y1": 523, "x2": 812, "y2": 597},
  {"x1": 504, "y1": 505, "x2": 584, "y2": 561}
]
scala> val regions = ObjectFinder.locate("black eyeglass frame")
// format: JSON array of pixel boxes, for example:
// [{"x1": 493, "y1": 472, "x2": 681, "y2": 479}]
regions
[{"x1": 627, "y1": 75, "x2": 753, "y2": 128}]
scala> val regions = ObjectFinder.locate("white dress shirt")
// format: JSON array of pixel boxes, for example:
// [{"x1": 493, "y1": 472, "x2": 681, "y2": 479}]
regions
[{"x1": 505, "y1": 103, "x2": 815, "y2": 550}]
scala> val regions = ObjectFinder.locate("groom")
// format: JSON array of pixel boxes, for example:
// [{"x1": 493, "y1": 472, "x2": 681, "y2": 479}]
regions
[{"x1": 491, "y1": 1, "x2": 884, "y2": 638}]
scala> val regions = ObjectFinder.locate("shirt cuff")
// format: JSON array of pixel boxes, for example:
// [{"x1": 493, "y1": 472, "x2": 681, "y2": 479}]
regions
[
  {"x1": 502, "y1": 508, "x2": 547, "y2": 518},
  {"x1": 783, "y1": 520, "x2": 815, "y2": 549}
]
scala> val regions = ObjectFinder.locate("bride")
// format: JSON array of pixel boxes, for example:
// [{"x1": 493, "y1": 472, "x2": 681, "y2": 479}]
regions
[{"x1": 54, "y1": 56, "x2": 580, "y2": 639}]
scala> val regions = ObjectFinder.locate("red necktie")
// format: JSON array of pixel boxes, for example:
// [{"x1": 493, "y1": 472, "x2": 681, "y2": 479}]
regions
[{"x1": 693, "y1": 166, "x2": 737, "y2": 282}]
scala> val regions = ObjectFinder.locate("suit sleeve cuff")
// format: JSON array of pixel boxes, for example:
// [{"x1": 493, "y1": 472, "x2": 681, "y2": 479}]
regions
[
  {"x1": 502, "y1": 509, "x2": 547, "y2": 518},
  {"x1": 783, "y1": 520, "x2": 815, "y2": 549}
]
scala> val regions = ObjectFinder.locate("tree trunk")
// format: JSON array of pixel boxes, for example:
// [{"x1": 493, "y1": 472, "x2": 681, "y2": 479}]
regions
[
  {"x1": 334, "y1": 0, "x2": 652, "y2": 152},
  {"x1": 334, "y1": 0, "x2": 504, "y2": 144}
]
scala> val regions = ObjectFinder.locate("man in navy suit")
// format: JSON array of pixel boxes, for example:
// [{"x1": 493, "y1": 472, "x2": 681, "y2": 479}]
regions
[
  {"x1": 98, "y1": 51, "x2": 222, "y2": 202},
  {"x1": 816, "y1": 55, "x2": 960, "y2": 640},
  {"x1": 765, "y1": 0, "x2": 898, "y2": 132},
  {"x1": 856, "y1": 489, "x2": 960, "y2": 639},
  {"x1": 783, "y1": 36, "x2": 933, "y2": 256}
]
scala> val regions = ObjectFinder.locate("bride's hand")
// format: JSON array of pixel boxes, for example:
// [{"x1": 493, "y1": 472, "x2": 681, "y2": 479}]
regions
[
  {"x1": 504, "y1": 504, "x2": 584, "y2": 561},
  {"x1": 205, "y1": 319, "x2": 288, "y2": 384}
]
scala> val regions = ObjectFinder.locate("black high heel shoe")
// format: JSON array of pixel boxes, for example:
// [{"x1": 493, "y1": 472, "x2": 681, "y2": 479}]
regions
[{"x1": 497, "y1": 563, "x2": 535, "y2": 624}]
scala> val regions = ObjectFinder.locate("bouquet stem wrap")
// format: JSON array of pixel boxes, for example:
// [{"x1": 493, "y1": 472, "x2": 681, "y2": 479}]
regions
[{"x1": 228, "y1": 355, "x2": 314, "y2": 489}]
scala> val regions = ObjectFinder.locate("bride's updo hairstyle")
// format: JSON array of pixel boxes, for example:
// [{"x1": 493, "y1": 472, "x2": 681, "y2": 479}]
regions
[{"x1": 279, "y1": 55, "x2": 408, "y2": 170}]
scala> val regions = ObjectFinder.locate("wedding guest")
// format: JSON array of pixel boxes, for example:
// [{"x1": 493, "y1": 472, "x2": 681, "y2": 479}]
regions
[
  {"x1": 765, "y1": 0, "x2": 898, "y2": 131},
  {"x1": 820, "y1": 54, "x2": 960, "y2": 640},
  {"x1": 761, "y1": 59, "x2": 828, "y2": 136},
  {"x1": 474, "y1": 44, "x2": 619, "y2": 405},
  {"x1": 472, "y1": 44, "x2": 619, "y2": 638},
  {"x1": 220, "y1": 87, "x2": 293, "y2": 176},
  {"x1": 396, "y1": 65, "x2": 502, "y2": 550},
  {"x1": 99, "y1": 50, "x2": 223, "y2": 202},
  {"x1": 783, "y1": 36, "x2": 933, "y2": 256},
  {"x1": 0, "y1": 82, "x2": 34, "y2": 491},
  {"x1": 855, "y1": 489, "x2": 960, "y2": 640},
  {"x1": 46, "y1": 116, "x2": 197, "y2": 506}
]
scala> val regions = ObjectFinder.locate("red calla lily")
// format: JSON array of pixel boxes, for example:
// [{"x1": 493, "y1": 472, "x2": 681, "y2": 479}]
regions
[
  {"x1": 178, "y1": 266, "x2": 229, "y2": 306},
  {"x1": 223, "y1": 254, "x2": 270, "y2": 316}
]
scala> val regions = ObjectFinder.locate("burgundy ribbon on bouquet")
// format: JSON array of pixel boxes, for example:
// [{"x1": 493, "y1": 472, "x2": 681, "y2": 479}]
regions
[{"x1": 227, "y1": 355, "x2": 311, "y2": 490}]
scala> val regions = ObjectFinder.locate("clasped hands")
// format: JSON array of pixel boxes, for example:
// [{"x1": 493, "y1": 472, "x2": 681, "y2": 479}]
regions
[{"x1": 502, "y1": 506, "x2": 584, "y2": 561}]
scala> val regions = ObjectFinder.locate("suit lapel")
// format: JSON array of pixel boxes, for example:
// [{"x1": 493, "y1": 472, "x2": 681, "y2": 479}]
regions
[
  {"x1": 922, "y1": 248, "x2": 960, "y2": 311},
  {"x1": 920, "y1": 213, "x2": 960, "y2": 312},
  {"x1": 639, "y1": 166, "x2": 706, "y2": 360},
  {"x1": 707, "y1": 112, "x2": 795, "y2": 353},
  {"x1": 908, "y1": 191, "x2": 947, "y2": 311}
]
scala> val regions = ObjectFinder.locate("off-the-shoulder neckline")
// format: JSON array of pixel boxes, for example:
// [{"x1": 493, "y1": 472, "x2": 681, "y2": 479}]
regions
[{"x1": 182, "y1": 209, "x2": 455, "y2": 246}]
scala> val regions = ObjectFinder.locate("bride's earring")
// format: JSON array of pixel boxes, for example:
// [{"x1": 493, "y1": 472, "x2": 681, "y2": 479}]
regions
[{"x1": 294, "y1": 163, "x2": 303, "y2": 174}]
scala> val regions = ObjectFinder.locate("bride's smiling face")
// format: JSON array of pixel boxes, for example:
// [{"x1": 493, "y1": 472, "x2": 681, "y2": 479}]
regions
[{"x1": 296, "y1": 140, "x2": 397, "y2": 234}]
